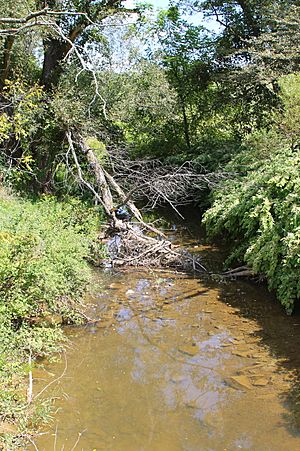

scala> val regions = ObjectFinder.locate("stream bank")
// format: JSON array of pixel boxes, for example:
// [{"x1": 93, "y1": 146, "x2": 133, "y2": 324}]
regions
[{"x1": 32, "y1": 219, "x2": 300, "y2": 451}]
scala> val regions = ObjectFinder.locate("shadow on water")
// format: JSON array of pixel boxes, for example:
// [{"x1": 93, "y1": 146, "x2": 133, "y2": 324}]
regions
[
  {"x1": 161, "y1": 205, "x2": 300, "y2": 436},
  {"x1": 206, "y1": 278, "x2": 300, "y2": 435},
  {"x1": 177, "y1": 206, "x2": 300, "y2": 436},
  {"x1": 33, "y1": 207, "x2": 300, "y2": 451}
]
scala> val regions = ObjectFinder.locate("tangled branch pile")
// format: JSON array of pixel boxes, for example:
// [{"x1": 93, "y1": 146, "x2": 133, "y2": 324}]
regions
[
  {"x1": 66, "y1": 130, "x2": 225, "y2": 272},
  {"x1": 105, "y1": 223, "x2": 207, "y2": 272},
  {"x1": 108, "y1": 148, "x2": 231, "y2": 214}
]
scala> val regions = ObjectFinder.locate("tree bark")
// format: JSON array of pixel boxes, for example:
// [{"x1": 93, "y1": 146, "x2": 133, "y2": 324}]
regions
[
  {"x1": 40, "y1": 38, "x2": 68, "y2": 90},
  {"x1": 0, "y1": 36, "x2": 14, "y2": 91},
  {"x1": 83, "y1": 142, "x2": 114, "y2": 213},
  {"x1": 66, "y1": 131, "x2": 166, "y2": 236},
  {"x1": 103, "y1": 169, "x2": 143, "y2": 222},
  {"x1": 172, "y1": 68, "x2": 191, "y2": 149}
]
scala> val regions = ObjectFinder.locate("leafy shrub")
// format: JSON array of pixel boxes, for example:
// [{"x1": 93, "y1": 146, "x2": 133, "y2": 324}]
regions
[
  {"x1": 203, "y1": 75, "x2": 300, "y2": 313},
  {"x1": 0, "y1": 196, "x2": 98, "y2": 319},
  {"x1": 0, "y1": 191, "x2": 101, "y2": 444}
]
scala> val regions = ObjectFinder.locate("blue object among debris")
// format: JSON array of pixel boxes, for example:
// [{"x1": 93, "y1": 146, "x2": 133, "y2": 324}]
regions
[{"x1": 115, "y1": 206, "x2": 131, "y2": 221}]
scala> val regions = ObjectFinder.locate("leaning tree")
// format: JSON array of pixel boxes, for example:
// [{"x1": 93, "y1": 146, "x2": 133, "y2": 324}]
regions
[{"x1": 0, "y1": 1, "x2": 224, "y2": 270}]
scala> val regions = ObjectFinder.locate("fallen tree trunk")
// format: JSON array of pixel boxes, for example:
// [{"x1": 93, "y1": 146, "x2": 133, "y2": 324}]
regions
[
  {"x1": 222, "y1": 266, "x2": 255, "y2": 277},
  {"x1": 211, "y1": 266, "x2": 257, "y2": 279},
  {"x1": 66, "y1": 129, "x2": 207, "y2": 273},
  {"x1": 103, "y1": 168, "x2": 166, "y2": 238},
  {"x1": 67, "y1": 130, "x2": 159, "y2": 234},
  {"x1": 66, "y1": 130, "x2": 110, "y2": 214},
  {"x1": 103, "y1": 168, "x2": 143, "y2": 221},
  {"x1": 84, "y1": 142, "x2": 114, "y2": 213}
]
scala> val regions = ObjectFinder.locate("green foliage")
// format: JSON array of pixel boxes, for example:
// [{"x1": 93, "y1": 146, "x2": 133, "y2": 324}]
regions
[
  {"x1": 108, "y1": 61, "x2": 180, "y2": 155},
  {"x1": 0, "y1": 195, "x2": 99, "y2": 319},
  {"x1": 203, "y1": 74, "x2": 300, "y2": 313},
  {"x1": 85, "y1": 137, "x2": 108, "y2": 163},
  {"x1": 0, "y1": 0, "x2": 35, "y2": 18},
  {"x1": 153, "y1": 8, "x2": 213, "y2": 149},
  {"x1": 276, "y1": 73, "x2": 300, "y2": 146},
  {"x1": 1, "y1": 80, "x2": 44, "y2": 143},
  {"x1": 0, "y1": 80, "x2": 47, "y2": 189},
  {"x1": 0, "y1": 190, "x2": 101, "y2": 445}
]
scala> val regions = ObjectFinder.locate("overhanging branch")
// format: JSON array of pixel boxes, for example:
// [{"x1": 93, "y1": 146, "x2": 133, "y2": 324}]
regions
[{"x1": 0, "y1": 5, "x2": 139, "y2": 35}]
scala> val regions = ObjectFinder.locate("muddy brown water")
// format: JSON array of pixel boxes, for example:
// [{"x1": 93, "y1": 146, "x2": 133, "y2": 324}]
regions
[{"x1": 33, "y1": 221, "x2": 300, "y2": 451}]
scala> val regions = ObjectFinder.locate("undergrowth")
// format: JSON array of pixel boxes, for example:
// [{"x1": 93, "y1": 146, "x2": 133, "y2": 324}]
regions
[
  {"x1": 0, "y1": 190, "x2": 102, "y2": 448},
  {"x1": 203, "y1": 74, "x2": 300, "y2": 314}
]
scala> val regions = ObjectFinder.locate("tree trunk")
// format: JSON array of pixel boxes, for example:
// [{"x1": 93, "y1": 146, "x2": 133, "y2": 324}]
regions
[
  {"x1": 40, "y1": 38, "x2": 68, "y2": 90},
  {"x1": 172, "y1": 68, "x2": 191, "y2": 150},
  {"x1": 40, "y1": 18, "x2": 85, "y2": 90},
  {"x1": 83, "y1": 142, "x2": 114, "y2": 213},
  {"x1": 179, "y1": 94, "x2": 191, "y2": 149},
  {"x1": 0, "y1": 36, "x2": 15, "y2": 91},
  {"x1": 103, "y1": 169, "x2": 143, "y2": 222}
]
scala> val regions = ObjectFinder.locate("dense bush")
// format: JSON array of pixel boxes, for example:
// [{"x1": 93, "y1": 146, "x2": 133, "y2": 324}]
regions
[
  {"x1": 203, "y1": 75, "x2": 300, "y2": 313},
  {"x1": 0, "y1": 195, "x2": 98, "y2": 319},
  {"x1": 0, "y1": 191, "x2": 101, "y2": 445}
]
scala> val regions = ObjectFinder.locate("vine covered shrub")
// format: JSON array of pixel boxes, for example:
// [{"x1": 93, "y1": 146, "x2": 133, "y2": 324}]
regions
[
  {"x1": 203, "y1": 74, "x2": 300, "y2": 314},
  {"x1": 204, "y1": 147, "x2": 300, "y2": 313}
]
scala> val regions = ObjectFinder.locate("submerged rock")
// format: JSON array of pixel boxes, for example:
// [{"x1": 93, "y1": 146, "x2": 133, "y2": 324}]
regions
[
  {"x1": 178, "y1": 343, "x2": 198, "y2": 356},
  {"x1": 252, "y1": 378, "x2": 269, "y2": 387},
  {"x1": 227, "y1": 375, "x2": 253, "y2": 390}
]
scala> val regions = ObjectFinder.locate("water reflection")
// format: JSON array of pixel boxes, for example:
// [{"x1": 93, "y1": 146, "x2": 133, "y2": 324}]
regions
[
  {"x1": 33, "y1": 230, "x2": 300, "y2": 450},
  {"x1": 32, "y1": 266, "x2": 300, "y2": 451}
]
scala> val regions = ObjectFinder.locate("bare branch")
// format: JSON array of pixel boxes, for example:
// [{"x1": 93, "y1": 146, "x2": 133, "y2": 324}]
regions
[
  {"x1": 0, "y1": 5, "x2": 139, "y2": 33},
  {"x1": 66, "y1": 130, "x2": 110, "y2": 214},
  {"x1": 34, "y1": 352, "x2": 68, "y2": 401},
  {"x1": 0, "y1": 7, "x2": 50, "y2": 24},
  {"x1": 44, "y1": 21, "x2": 108, "y2": 118},
  {"x1": 70, "y1": 429, "x2": 87, "y2": 451},
  {"x1": 0, "y1": 21, "x2": 49, "y2": 35},
  {"x1": 107, "y1": 147, "x2": 232, "y2": 211}
]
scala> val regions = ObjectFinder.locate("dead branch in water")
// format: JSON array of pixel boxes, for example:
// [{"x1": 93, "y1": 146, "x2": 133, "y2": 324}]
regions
[
  {"x1": 66, "y1": 130, "x2": 208, "y2": 272},
  {"x1": 222, "y1": 266, "x2": 255, "y2": 277},
  {"x1": 211, "y1": 266, "x2": 257, "y2": 279},
  {"x1": 34, "y1": 352, "x2": 68, "y2": 401},
  {"x1": 106, "y1": 226, "x2": 208, "y2": 272}
]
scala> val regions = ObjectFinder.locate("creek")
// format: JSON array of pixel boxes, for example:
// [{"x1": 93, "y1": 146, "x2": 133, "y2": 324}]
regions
[{"x1": 33, "y1": 213, "x2": 300, "y2": 451}]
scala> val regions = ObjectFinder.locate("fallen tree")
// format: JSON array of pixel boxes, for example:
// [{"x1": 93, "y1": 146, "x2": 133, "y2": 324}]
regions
[
  {"x1": 107, "y1": 147, "x2": 231, "y2": 218},
  {"x1": 211, "y1": 266, "x2": 258, "y2": 280},
  {"x1": 65, "y1": 129, "x2": 225, "y2": 272}
]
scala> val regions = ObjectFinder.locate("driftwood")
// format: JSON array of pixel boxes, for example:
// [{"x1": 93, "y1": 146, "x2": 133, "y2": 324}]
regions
[
  {"x1": 106, "y1": 225, "x2": 207, "y2": 272},
  {"x1": 67, "y1": 130, "x2": 255, "y2": 279},
  {"x1": 222, "y1": 266, "x2": 255, "y2": 278},
  {"x1": 211, "y1": 266, "x2": 256, "y2": 279},
  {"x1": 66, "y1": 129, "x2": 208, "y2": 273}
]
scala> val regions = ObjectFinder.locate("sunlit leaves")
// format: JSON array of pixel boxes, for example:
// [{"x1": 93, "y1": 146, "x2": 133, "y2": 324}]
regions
[{"x1": 203, "y1": 73, "x2": 300, "y2": 313}]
